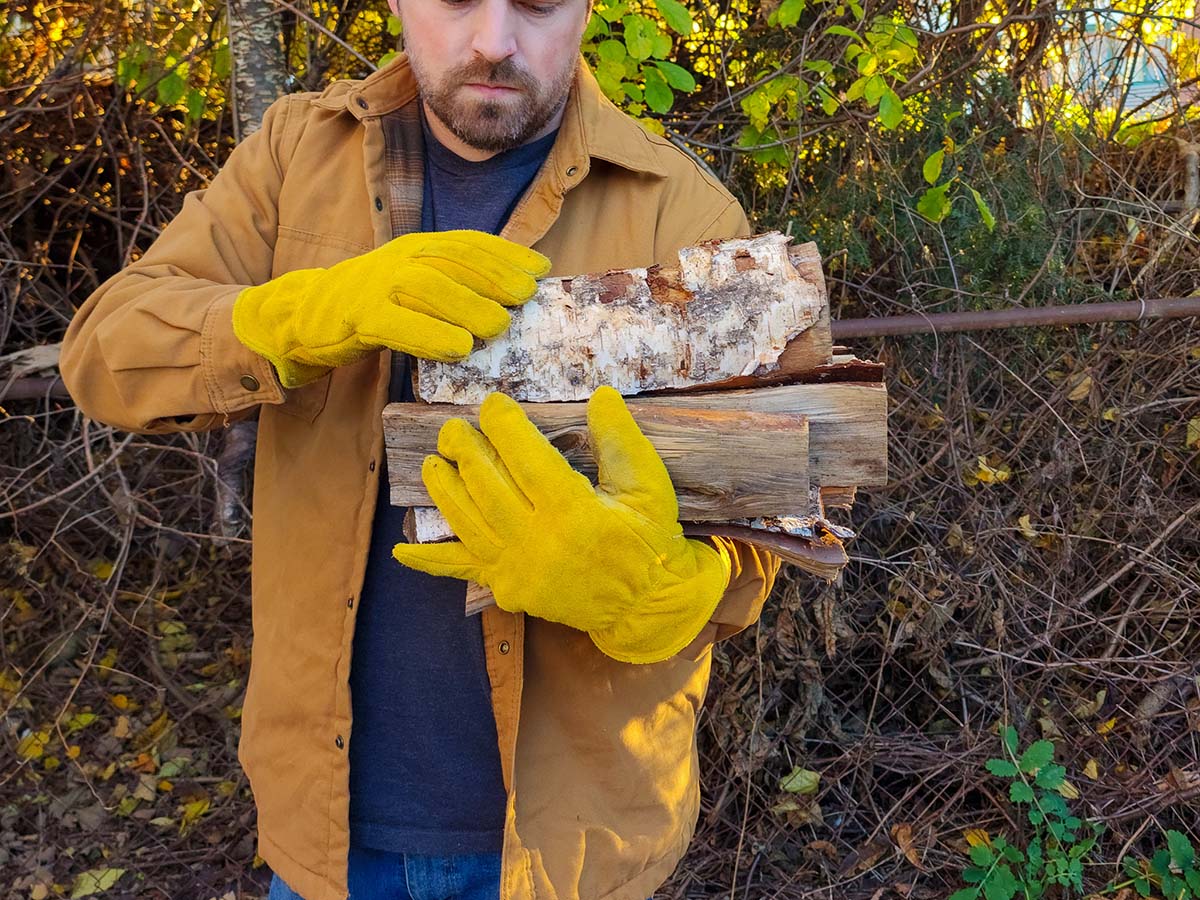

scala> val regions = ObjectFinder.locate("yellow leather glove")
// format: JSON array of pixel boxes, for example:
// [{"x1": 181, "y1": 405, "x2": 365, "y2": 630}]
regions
[
  {"x1": 390, "y1": 387, "x2": 732, "y2": 665},
  {"x1": 232, "y1": 230, "x2": 550, "y2": 388}
]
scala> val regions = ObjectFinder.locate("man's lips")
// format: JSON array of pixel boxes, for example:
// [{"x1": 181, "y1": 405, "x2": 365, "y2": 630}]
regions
[{"x1": 465, "y1": 83, "x2": 520, "y2": 95}]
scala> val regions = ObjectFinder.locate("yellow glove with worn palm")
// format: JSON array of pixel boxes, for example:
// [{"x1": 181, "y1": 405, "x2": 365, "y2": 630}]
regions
[
  {"x1": 390, "y1": 387, "x2": 731, "y2": 665},
  {"x1": 232, "y1": 230, "x2": 550, "y2": 388}
]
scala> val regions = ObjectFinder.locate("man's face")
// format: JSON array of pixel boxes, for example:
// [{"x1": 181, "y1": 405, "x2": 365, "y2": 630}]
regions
[{"x1": 390, "y1": 0, "x2": 591, "y2": 153}]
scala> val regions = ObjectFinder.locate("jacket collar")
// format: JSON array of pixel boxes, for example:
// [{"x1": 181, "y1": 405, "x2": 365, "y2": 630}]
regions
[{"x1": 313, "y1": 52, "x2": 668, "y2": 179}]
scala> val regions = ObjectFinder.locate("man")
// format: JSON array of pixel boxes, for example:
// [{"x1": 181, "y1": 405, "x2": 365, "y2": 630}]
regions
[{"x1": 58, "y1": 0, "x2": 780, "y2": 897}]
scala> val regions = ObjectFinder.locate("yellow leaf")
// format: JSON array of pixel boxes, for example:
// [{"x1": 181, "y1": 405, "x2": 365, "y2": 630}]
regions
[
  {"x1": 1017, "y1": 515, "x2": 1037, "y2": 539},
  {"x1": 1101, "y1": 407, "x2": 1120, "y2": 422},
  {"x1": 180, "y1": 797, "x2": 211, "y2": 835},
  {"x1": 109, "y1": 693, "x2": 133, "y2": 711},
  {"x1": 964, "y1": 828, "x2": 992, "y2": 848},
  {"x1": 638, "y1": 117, "x2": 666, "y2": 136},
  {"x1": 1066, "y1": 372, "x2": 1091, "y2": 402},
  {"x1": 0, "y1": 668, "x2": 21, "y2": 694},
  {"x1": 1097, "y1": 717, "x2": 1117, "y2": 735},
  {"x1": 1057, "y1": 779, "x2": 1080, "y2": 799},
  {"x1": 43, "y1": 756, "x2": 61, "y2": 771},
  {"x1": 1187, "y1": 417, "x2": 1200, "y2": 450},
  {"x1": 964, "y1": 456, "x2": 1010, "y2": 487},
  {"x1": 252, "y1": 853, "x2": 266, "y2": 869},
  {"x1": 66, "y1": 744, "x2": 81, "y2": 759},
  {"x1": 112, "y1": 716, "x2": 131, "y2": 739},
  {"x1": 216, "y1": 780, "x2": 238, "y2": 798},
  {"x1": 17, "y1": 730, "x2": 50, "y2": 760},
  {"x1": 69, "y1": 867, "x2": 125, "y2": 898},
  {"x1": 1083, "y1": 758, "x2": 1099, "y2": 779},
  {"x1": 1072, "y1": 688, "x2": 1107, "y2": 718},
  {"x1": 891, "y1": 822, "x2": 925, "y2": 870},
  {"x1": 779, "y1": 766, "x2": 820, "y2": 794},
  {"x1": 158, "y1": 779, "x2": 174, "y2": 792},
  {"x1": 31, "y1": 883, "x2": 49, "y2": 900},
  {"x1": 89, "y1": 559, "x2": 114, "y2": 581}
]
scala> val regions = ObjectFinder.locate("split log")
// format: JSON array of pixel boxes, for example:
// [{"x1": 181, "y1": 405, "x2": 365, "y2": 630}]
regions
[
  {"x1": 415, "y1": 233, "x2": 831, "y2": 403},
  {"x1": 383, "y1": 382, "x2": 887, "y2": 516},
  {"x1": 387, "y1": 405, "x2": 808, "y2": 521}
]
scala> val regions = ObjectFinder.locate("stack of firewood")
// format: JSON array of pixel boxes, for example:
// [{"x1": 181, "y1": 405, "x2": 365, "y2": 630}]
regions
[{"x1": 383, "y1": 232, "x2": 888, "y2": 613}]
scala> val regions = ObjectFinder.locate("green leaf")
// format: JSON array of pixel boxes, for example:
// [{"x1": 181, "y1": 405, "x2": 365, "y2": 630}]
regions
[
  {"x1": 804, "y1": 59, "x2": 833, "y2": 75},
  {"x1": 923, "y1": 149, "x2": 945, "y2": 186},
  {"x1": 654, "y1": 0, "x2": 693, "y2": 34},
  {"x1": 1009, "y1": 781, "x2": 1035, "y2": 803},
  {"x1": 654, "y1": 59, "x2": 695, "y2": 91},
  {"x1": 1028, "y1": 808, "x2": 1044, "y2": 825},
  {"x1": 741, "y1": 87, "x2": 773, "y2": 131},
  {"x1": 1001, "y1": 725, "x2": 1018, "y2": 755},
  {"x1": 1019, "y1": 740, "x2": 1055, "y2": 774},
  {"x1": 1152, "y1": 848, "x2": 1173, "y2": 878},
  {"x1": 969, "y1": 845, "x2": 995, "y2": 867},
  {"x1": 985, "y1": 756, "x2": 1016, "y2": 778},
  {"x1": 622, "y1": 15, "x2": 655, "y2": 59},
  {"x1": 963, "y1": 867, "x2": 989, "y2": 883},
  {"x1": 71, "y1": 869, "x2": 126, "y2": 899},
  {"x1": 1034, "y1": 764, "x2": 1065, "y2": 790},
  {"x1": 598, "y1": 39, "x2": 627, "y2": 63},
  {"x1": 386, "y1": 13, "x2": 402, "y2": 35},
  {"x1": 642, "y1": 66, "x2": 673, "y2": 113},
  {"x1": 185, "y1": 88, "x2": 205, "y2": 122},
  {"x1": 597, "y1": 0, "x2": 629, "y2": 22},
  {"x1": 968, "y1": 185, "x2": 996, "y2": 231},
  {"x1": 844, "y1": 76, "x2": 866, "y2": 102},
  {"x1": 984, "y1": 864, "x2": 1021, "y2": 900},
  {"x1": 379, "y1": 49, "x2": 398, "y2": 68},
  {"x1": 878, "y1": 87, "x2": 903, "y2": 129},
  {"x1": 817, "y1": 84, "x2": 838, "y2": 115},
  {"x1": 825, "y1": 24, "x2": 861, "y2": 40},
  {"x1": 1185, "y1": 869, "x2": 1200, "y2": 894},
  {"x1": 649, "y1": 30, "x2": 672, "y2": 58},
  {"x1": 863, "y1": 73, "x2": 886, "y2": 104},
  {"x1": 157, "y1": 71, "x2": 186, "y2": 106},
  {"x1": 1167, "y1": 830, "x2": 1195, "y2": 870},
  {"x1": 917, "y1": 181, "x2": 953, "y2": 223},
  {"x1": 583, "y1": 12, "x2": 609, "y2": 39},
  {"x1": 948, "y1": 890, "x2": 980, "y2": 900},
  {"x1": 779, "y1": 766, "x2": 820, "y2": 794},
  {"x1": 776, "y1": 0, "x2": 805, "y2": 26}
]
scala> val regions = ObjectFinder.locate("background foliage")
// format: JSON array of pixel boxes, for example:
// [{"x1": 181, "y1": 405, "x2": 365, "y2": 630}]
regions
[{"x1": 2, "y1": 0, "x2": 1198, "y2": 897}]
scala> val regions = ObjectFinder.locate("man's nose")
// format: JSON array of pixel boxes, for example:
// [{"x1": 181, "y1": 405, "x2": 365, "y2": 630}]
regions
[{"x1": 469, "y1": 0, "x2": 519, "y2": 62}]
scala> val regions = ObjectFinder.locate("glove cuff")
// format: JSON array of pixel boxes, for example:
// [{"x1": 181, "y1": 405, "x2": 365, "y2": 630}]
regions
[
  {"x1": 232, "y1": 285, "x2": 330, "y2": 389},
  {"x1": 589, "y1": 538, "x2": 731, "y2": 665}
]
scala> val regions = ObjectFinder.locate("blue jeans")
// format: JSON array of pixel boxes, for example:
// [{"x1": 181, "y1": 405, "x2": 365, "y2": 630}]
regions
[{"x1": 267, "y1": 845, "x2": 501, "y2": 900}]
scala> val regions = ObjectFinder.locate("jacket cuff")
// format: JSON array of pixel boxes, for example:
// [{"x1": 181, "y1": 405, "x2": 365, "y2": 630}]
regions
[{"x1": 201, "y1": 289, "x2": 286, "y2": 416}]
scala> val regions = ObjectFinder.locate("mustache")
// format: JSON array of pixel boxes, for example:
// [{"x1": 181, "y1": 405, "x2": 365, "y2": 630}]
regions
[{"x1": 450, "y1": 57, "x2": 537, "y2": 92}]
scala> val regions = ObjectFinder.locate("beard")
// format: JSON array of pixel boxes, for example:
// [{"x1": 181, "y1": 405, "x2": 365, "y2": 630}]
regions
[{"x1": 407, "y1": 52, "x2": 576, "y2": 153}]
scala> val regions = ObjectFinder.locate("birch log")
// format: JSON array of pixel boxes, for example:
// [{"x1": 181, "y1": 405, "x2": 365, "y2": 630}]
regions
[{"x1": 415, "y1": 233, "x2": 829, "y2": 403}]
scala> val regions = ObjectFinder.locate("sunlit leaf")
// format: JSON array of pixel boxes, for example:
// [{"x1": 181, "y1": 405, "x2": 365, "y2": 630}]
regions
[
  {"x1": 918, "y1": 181, "x2": 953, "y2": 224},
  {"x1": 923, "y1": 149, "x2": 944, "y2": 185},
  {"x1": 70, "y1": 869, "x2": 125, "y2": 899},
  {"x1": 654, "y1": 0, "x2": 693, "y2": 35}
]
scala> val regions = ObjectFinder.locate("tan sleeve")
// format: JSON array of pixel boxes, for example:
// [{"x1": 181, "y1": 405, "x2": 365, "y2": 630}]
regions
[{"x1": 58, "y1": 95, "x2": 304, "y2": 434}]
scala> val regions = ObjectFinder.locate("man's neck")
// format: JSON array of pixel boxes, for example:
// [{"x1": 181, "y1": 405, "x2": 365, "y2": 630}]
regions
[{"x1": 421, "y1": 99, "x2": 567, "y2": 163}]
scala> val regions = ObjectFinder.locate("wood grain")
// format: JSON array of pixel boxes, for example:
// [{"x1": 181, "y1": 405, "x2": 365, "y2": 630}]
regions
[{"x1": 386, "y1": 404, "x2": 809, "y2": 521}]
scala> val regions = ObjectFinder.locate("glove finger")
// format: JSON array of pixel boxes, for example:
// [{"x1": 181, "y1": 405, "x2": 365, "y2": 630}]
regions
[
  {"x1": 422, "y1": 455, "x2": 503, "y2": 557},
  {"x1": 409, "y1": 244, "x2": 543, "y2": 307},
  {"x1": 355, "y1": 303, "x2": 474, "y2": 361},
  {"x1": 588, "y1": 386, "x2": 678, "y2": 525},
  {"x1": 437, "y1": 418, "x2": 532, "y2": 526},
  {"x1": 414, "y1": 230, "x2": 551, "y2": 279},
  {"x1": 477, "y1": 392, "x2": 590, "y2": 506},
  {"x1": 389, "y1": 268, "x2": 512, "y2": 339},
  {"x1": 391, "y1": 540, "x2": 485, "y2": 582}
]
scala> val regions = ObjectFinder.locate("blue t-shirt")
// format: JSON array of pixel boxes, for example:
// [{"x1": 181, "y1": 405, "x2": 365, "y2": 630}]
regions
[{"x1": 347, "y1": 106, "x2": 558, "y2": 855}]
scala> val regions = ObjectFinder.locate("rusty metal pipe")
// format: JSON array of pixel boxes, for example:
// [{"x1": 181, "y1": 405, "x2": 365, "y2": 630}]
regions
[{"x1": 831, "y1": 296, "x2": 1200, "y2": 339}]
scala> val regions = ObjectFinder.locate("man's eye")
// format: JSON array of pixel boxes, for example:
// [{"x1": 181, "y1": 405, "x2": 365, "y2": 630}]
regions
[{"x1": 524, "y1": 1, "x2": 556, "y2": 12}]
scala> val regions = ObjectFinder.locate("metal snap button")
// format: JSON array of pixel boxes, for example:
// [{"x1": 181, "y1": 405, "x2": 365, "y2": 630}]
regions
[
  {"x1": 356, "y1": 97, "x2": 369, "y2": 110},
  {"x1": 335, "y1": 734, "x2": 345, "y2": 749},
  {"x1": 566, "y1": 165, "x2": 578, "y2": 177},
  {"x1": 374, "y1": 196, "x2": 383, "y2": 211},
  {"x1": 498, "y1": 641, "x2": 510, "y2": 654},
  {"x1": 239, "y1": 374, "x2": 260, "y2": 391}
]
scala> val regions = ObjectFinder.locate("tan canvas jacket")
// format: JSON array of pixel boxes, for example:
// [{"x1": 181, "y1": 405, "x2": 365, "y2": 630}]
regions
[{"x1": 59, "y1": 54, "x2": 780, "y2": 900}]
